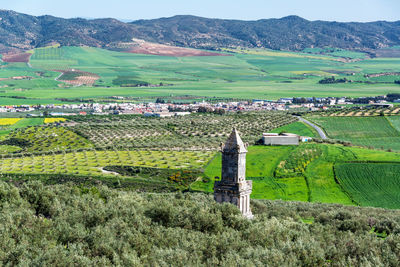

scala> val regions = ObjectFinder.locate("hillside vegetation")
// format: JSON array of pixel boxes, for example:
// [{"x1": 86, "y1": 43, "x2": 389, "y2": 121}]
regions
[
  {"x1": 1, "y1": 10, "x2": 400, "y2": 52},
  {"x1": 0, "y1": 181, "x2": 399, "y2": 266}
]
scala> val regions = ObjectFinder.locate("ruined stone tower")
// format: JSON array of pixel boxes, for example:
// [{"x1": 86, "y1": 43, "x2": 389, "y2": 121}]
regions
[{"x1": 214, "y1": 128, "x2": 253, "y2": 219}]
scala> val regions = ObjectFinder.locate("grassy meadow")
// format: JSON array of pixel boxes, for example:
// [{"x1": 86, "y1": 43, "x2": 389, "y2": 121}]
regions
[
  {"x1": 270, "y1": 121, "x2": 318, "y2": 137},
  {"x1": 0, "y1": 46, "x2": 399, "y2": 104}
]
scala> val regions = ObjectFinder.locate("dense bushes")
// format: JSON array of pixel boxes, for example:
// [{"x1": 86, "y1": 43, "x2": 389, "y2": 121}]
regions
[
  {"x1": 319, "y1": 76, "x2": 350, "y2": 84},
  {"x1": 0, "y1": 138, "x2": 32, "y2": 148},
  {"x1": 0, "y1": 181, "x2": 399, "y2": 266}
]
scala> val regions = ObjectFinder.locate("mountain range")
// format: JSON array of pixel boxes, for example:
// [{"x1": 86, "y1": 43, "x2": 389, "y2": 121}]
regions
[{"x1": 0, "y1": 9, "x2": 400, "y2": 53}]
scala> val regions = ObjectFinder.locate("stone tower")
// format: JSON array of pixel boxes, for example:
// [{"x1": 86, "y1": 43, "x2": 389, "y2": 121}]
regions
[{"x1": 214, "y1": 128, "x2": 253, "y2": 219}]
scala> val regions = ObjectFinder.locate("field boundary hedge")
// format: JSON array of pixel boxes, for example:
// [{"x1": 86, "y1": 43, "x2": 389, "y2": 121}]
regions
[
  {"x1": 0, "y1": 173, "x2": 178, "y2": 192},
  {"x1": 343, "y1": 161, "x2": 400, "y2": 164}
]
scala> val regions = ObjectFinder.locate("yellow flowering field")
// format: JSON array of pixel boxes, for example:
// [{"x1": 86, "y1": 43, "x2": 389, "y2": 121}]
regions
[
  {"x1": 44, "y1": 118, "x2": 67, "y2": 124},
  {"x1": 0, "y1": 118, "x2": 22, "y2": 126}
]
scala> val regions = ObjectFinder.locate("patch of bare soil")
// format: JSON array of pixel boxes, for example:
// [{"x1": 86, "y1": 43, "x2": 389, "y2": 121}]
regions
[
  {"x1": 115, "y1": 39, "x2": 229, "y2": 57},
  {"x1": 55, "y1": 69, "x2": 100, "y2": 86},
  {"x1": 374, "y1": 49, "x2": 400, "y2": 58},
  {"x1": 2, "y1": 53, "x2": 31, "y2": 63},
  {"x1": 0, "y1": 76, "x2": 33, "y2": 81},
  {"x1": 364, "y1": 72, "x2": 400, "y2": 78}
]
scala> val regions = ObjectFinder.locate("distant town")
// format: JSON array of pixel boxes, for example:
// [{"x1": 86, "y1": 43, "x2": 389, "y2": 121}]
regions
[{"x1": 0, "y1": 94, "x2": 398, "y2": 117}]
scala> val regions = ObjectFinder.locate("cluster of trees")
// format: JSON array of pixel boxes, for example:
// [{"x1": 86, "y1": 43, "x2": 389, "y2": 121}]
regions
[
  {"x1": 55, "y1": 98, "x2": 94, "y2": 103},
  {"x1": 197, "y1": 106, "x2": 226, "y2": 115},
  {"x1": 319, "y1": 76, "x2": 350, "y2": 84},
  {"x1": 112, "y1": 76, "x2": 150, "y2": 87},
  {"x1": 387, "y1": 93, "x2": 400, "y2": 102},
  {"x1": 395, "y1": 80, "x2": 400, "y2": 85},
  {"x1": 0, "y1": 181, "x2": 398, "y2": 266}
]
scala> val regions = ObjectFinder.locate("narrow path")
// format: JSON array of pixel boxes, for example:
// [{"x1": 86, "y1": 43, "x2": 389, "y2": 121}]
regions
[
  {"x1": 55, "y1": 72, "x2": 63, "y2": 82},
  {"x1": 296, "y1": 116, "x2": 328, "y2": 139},
  {"x1": 100, "y1": 167, "x2": 120, "y2": 176}
]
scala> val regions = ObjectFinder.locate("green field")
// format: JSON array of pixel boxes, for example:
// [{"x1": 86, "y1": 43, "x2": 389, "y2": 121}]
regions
[
  {"x1": 191, "y1": 142, "x2": 400, "y2": 208},
  {"x1": 309, "y1": 116, "x2": 400, "y2": 151},
  {"x1": 335, "y1": 163, "x2": 400, "y2": 209},
  {"x1": 0, "y1": 46, "x2": 399, "y2": 104},
  {"x1": 303, "y1": 47, "x2": 368, "y2": 59},
  {"x1": 0, "y1": 114, "x2": 399, "y2": 210},
  {"x1": 270, "y1": 121, "x2": 318, "y2": 137}
]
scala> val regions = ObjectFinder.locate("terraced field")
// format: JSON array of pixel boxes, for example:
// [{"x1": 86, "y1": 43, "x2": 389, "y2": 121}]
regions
[{"x1": 335, "y1": 163, "x2": 400, "y2": 209}]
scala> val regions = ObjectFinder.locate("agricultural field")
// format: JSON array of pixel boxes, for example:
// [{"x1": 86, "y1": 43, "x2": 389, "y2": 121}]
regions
[
  {"x1": 270, "y1": 121, "x2": 318, "y2": 137},
  {"x1": 309, "y1": 106, "x2": 400, "y2": 117},
  {"x1": 0, "y1": 113, "x2": 397, "y2": 209},
  {"x1": 4, "y1": 126, "x2": 93, "y2": 153},
  {"x1": 335, "y1": 163, "x2": 400, "y2": 209},
  {"x1": 303, "y1": 47, "x2": 368, "y2": 60},
  {"x1": 308, "y1": 116, "x2": 400, "y2": 151},
  {"x1": 44, "y1": 118, "x2": 66, "y2": 124},
  {"x1": 0, "y1": 150, "x2": 213, "y2": 177},
  {"x1": 192, "y1": 142, "x2": 400, "y2": 209},
  {"x1": 0, "y1": 112, "x2": 294, "y2": 187},
  {"x1": 0, "y1": 118, "x2": 44, "y2": 137},
  {"x1": 0, "y1": 45, "x2": 399, "y2": 104},
  {"x1": 0, "y1": 118, "x2": 22, "y2": 125},
  {"x1": 191, "y1": 144, "x2": 400, "y2": 208},
  {"x1": 71, "y1": 112, "x2": 296, "y2": 150}
]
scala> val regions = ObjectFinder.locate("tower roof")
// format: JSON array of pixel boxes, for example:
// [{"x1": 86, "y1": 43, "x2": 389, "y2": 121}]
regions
[{"x1": 223, "y1": 128, "x2": 247, "y2": 153}]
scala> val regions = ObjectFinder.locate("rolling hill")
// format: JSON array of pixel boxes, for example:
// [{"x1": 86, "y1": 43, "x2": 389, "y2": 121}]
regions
[{"x1": 0, "y1": 9, "x2": 400, "y2": 53}]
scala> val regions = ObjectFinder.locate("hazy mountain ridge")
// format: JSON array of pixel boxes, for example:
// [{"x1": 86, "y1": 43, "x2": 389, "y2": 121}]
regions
[{"x1": 0, "y1": 10, "x2": 400, "y2": 53}]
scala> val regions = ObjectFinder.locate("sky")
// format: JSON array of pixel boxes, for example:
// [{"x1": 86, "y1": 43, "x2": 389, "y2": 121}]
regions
[{"x1": 0, "y1": 0, "x2": 398, "y2": 22}]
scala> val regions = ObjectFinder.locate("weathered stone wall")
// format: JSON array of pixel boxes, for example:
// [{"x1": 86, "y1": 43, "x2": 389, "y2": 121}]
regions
[{"x1": 221, "y1": 152, "x2": 246, "y2": 182}]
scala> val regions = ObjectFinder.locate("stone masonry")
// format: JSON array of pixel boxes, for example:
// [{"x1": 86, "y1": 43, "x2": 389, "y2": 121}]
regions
[{"x1": 214, "y1": 128, "x2": 253, "y2": 219}]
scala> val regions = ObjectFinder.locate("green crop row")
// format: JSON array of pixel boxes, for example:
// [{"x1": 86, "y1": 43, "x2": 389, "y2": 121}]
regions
[{"x1": 335, "y1": 163, "x2": 400, "y2": 209}]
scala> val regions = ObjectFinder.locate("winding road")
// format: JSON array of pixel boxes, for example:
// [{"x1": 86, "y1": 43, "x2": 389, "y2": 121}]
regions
[{"x1": 297, "y1": 117, "x2": 328, "y2": 139}]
